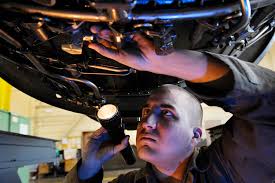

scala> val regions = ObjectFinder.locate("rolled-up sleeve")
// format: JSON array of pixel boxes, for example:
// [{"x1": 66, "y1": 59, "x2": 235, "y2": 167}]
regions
[
  {"x1": 188, "y1": 52, "x2": 275, "y2": 120},
  {"x1": 187, "y1": 52, "x2": 275, "y2": 183}
]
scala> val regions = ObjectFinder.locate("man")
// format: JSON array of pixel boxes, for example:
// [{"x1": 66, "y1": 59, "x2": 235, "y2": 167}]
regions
[{"x1": 64, "y1": 28, "x2": 275, "y2": 183}]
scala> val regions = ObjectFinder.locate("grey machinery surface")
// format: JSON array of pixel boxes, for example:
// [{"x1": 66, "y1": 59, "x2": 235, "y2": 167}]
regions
[{"x1": 0, "y1": 131, "x2": 57, "y2": 183}]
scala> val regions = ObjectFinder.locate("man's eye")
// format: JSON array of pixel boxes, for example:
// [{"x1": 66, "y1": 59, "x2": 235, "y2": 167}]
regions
[
  {"x1": 142, "y1": 108, "x2": 150, "y2": 117},
  {"x1": 161, "y1": 110, "x2": 174, "y2": 118}
]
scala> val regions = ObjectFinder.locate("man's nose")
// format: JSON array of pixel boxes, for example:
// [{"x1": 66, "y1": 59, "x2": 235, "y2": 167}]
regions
[{"x1": 141, "y1": 113, "x2": 158, "y2": 130}]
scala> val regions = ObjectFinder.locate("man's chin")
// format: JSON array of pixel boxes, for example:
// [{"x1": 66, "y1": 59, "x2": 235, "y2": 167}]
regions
[{"x1": 137, "y1": 146, "x2": 157, "y2": 163}]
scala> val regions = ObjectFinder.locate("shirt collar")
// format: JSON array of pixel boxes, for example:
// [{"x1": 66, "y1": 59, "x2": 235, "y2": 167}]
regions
[
  {"x1": 189, "y1": 147, "x2": 210, "y2": 173},
  {"x1": 137, "y1": 148, "x2": 209, "y2": 183}
]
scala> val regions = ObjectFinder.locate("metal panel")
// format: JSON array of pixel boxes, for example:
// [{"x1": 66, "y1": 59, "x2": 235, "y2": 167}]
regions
[
  {"x1": 0, "y1": 167, "x2": 21, "y2": 183},
  {"x1": 0, "y1": 131, "x2": 57, "y2": 169}
]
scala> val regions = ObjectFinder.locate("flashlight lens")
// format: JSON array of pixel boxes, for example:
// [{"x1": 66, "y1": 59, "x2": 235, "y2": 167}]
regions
[{"x1": 97, "y1": 104, "x2": 118, "y2": 120}]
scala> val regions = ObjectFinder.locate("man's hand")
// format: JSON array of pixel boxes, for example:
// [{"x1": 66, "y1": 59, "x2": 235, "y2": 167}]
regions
[
  {"x1": 88, "y1": 26, "x2": 159, "y2": 72},
  {"x1": 88, "y1": 26, "x2": 230, "y2": 83},
  {"x1": 78, "y1": 127, "x2": 129, "y2": 180}
]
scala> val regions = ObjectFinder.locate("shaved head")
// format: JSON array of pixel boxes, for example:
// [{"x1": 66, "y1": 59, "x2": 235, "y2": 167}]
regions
[{"x1": 149, "y1": 84, "x2": 203, "y2": 128}]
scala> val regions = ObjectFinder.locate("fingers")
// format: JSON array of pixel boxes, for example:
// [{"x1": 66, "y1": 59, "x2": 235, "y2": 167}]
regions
[
  {"x1": 113, "y1": 135, "x2": 130, "y2": 154},
  {"x1": 88, "y1": 27, "x2": 154, "y2": 71},
  {"x1": 99, "y1": 29, "x2": 113, "y2": 42},
  {"x1": 91, "y1": 26, "x2": 154, "y2": 55},
  {"x1": 88, "y1": 43, "x2": 121, "y2": 60},
  {"x1": 133, "y1": 33, "x2": 155, "y2": 55},
  {"x1": 88, "y1": 127, "x2": 110, "y2": 151},
  {"x1": 90, "y1": 26, "x2": 101, "y2": 34},
  {"x1": 97, "y1": 38, "x2": 117, "y2": 50},
  {"x1": 90, "y1": 127, "x2": 107, "y2": 139},
  {"x1": 89, "y1": 26, "x2": 120, "y2": 59},
  {"x1": 98, "y1": 135, "x2": 130, "y2": 163},
  {"x1": 90, "y1": 26, "x2": 113, "y2": 42}
]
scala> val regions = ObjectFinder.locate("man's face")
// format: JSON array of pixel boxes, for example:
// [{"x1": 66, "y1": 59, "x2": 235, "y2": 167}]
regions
[{"x1": 136, "y1": 88, "x2": 195, "y2": 165}]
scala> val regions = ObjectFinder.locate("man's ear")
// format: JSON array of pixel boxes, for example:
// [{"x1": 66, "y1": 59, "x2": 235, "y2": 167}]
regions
[{"x1": 192, "y1": 127, "x2": 202, "y2": 146}]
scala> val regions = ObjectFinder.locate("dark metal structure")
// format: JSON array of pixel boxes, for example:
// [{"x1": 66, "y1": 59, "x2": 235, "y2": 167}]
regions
[{"x1": 0, "y1": 0, "x2": 274, "y2": 126}]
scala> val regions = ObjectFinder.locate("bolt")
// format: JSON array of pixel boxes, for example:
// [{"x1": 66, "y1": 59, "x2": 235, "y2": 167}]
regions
[{"x1": 56, "y1": 94, "x2": 62, "y2": 99}]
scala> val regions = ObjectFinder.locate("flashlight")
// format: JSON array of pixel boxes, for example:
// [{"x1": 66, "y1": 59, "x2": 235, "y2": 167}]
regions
[{"x1": 97, "y1": 104, "x2": 136, "y2": 165}]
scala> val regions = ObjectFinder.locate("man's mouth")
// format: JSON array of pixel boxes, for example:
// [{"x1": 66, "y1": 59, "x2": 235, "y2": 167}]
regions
[{"x1": 139, "y1": 135, "x2": 157, "y2": 142}]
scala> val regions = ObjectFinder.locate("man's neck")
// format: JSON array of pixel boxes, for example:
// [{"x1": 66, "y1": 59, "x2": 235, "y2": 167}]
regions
[{"x1": 152, "y1": 155, "x2": 192, "y2": 182}]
